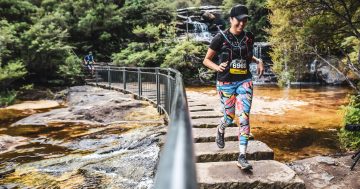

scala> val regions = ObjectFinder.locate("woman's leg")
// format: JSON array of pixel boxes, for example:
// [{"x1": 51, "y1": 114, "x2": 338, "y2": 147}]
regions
[
  {"x1": 215, "y1": 82, "x2": 236, "y2": 148},
  {"x1": 235, "y1": 80, "x2": 253, "y2": 155},
  {"x1": 217, "y1": 83, "x2": 236, "y2": 132}
]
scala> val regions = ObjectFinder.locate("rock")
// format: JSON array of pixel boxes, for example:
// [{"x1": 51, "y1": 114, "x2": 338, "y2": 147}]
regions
[
  {"x1": 317, "y1": 63, "x2": 346, "y2": 84},
  {"x1": 193, "y1": 127, "x2": 239, "y2": 143},
  {"x1": 0, "y1": 135, "x2": 28, "y2": 154},
  {"x1": 11, "y1": 86, "x2": 162, "y2": 126},
  {"x1": 190, "y1": 111, "x2": 222, "y2": 119},
  {"x1": 195, "y1": 140, "x2": 274, "y2": 162},
  {"x1": 0, "y1": 162, "x2": 17, "y2": 178},
  {"x1": 289, "y1": 155, "x2": 360, "y2": 188},
  {"x1": 1, "y1": 85, "x2": 166, "y2": 188},
  {"x1": 5, "y1": 125, "x2": 165, "y2": 188},
  {"x1": 316, "y1": 156, "x2": 337, "y2": 165},
  {"x1": 5, "y1": 100, "x2": 61, "y2": 110},
  {"x1": 197, "y1": 160, "x2": 305, "y2": 189}
]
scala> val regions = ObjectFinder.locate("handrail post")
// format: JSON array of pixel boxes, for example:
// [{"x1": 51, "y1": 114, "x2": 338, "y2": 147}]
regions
[
  {"x1": 138, "y1": 67, "x2": 142, "y2": 97},
  {"x1": 167, "y1": 70, "x2": 172, "y2": 114},
  {"x1": 95, "y1": 68, "x2": 98, "y2": 85},
  {"x1": 123, "y1": 67, "x2": 126, "y2": 90},
  {"x1": 107, "y1": 66, "x2": 111, "y2": 88},
  {"x1": 156, "y1": 68, "x2": 160, "y2": 113}
]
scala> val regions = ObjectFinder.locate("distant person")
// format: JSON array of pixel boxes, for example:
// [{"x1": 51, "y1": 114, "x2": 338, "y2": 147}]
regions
[
  {"x1": 203, "y1": 4, "x2": 264, "y2": 170},
  {"x1": 84, "y1": 51, "x2": 95, "y2": 75}
]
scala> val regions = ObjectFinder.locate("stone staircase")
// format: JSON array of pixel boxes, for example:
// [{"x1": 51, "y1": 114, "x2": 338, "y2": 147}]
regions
[{"x1": 187, "y1": 93, "x2": 306, "y2": 189}]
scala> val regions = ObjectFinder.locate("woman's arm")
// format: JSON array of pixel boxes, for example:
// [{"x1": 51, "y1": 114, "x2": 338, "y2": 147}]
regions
[
  {"x1": 203, "y1": 48, "x2": 228, "y2": 72},
  {"x1": 252, "y1": 56, "x2": 264, "y2": 78}
]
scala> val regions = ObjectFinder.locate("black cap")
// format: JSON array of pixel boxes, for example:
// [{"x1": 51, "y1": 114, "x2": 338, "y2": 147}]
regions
[{"x1": 230, "y1": 4, "x2": 249, "y2": 21}]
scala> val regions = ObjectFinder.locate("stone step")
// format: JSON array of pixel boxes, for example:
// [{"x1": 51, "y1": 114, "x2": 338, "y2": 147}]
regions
[
  {"x1": 189, "y1": 106, "x2": 214, "y2": 112},
  {"x1": 188, "y1": 103, "x2": 208, "y2": 107},
  {"x1": 190, "y1": 111, "x2": 222, "y2": 119},
  {"x1": 196, "y1": 161, "x2": 305, "y2": 189},
  {"x1": 191, "y1": 118, "x2": 237, "y2": 128},
  {"x1": 193, "y1": 127, "x2": 239, "y2": 143},
  {"x1": 195, "y1": 141, "x2": 274, "y2": 162}
]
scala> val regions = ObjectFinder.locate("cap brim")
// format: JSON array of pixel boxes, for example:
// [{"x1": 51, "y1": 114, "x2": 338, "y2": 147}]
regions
[{"x1": 235, "y1": 14, "x2": 249, "y2": 21}]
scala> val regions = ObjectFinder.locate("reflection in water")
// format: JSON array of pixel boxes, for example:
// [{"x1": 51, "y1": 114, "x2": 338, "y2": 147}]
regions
[
  {"x1": 0, "y1": 122, "x2": 130, "y2": 166},
  {"x1": 187, "y1": 85, "x2": 352, "y2": 162}
]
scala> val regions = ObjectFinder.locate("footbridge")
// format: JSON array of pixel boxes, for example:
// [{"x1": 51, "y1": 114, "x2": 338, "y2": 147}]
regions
[{"x1": 86, "y1": 65, "x2": 306, "y2": 189}]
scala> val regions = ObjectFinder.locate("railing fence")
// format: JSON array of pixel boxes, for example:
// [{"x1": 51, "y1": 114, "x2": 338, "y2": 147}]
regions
[{"x1": 91, "y1": 65, "x2": 197, "y2": 189}]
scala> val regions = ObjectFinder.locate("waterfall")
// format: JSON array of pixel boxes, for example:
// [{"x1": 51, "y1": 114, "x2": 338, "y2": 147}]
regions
[{"x1": 181, "y1": 17, "x2": 213, "y2": 42}]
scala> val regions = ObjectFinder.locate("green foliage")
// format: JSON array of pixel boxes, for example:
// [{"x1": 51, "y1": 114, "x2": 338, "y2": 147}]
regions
[
  {"x1": 0, "y1": 90, "x2": 17, "y2": 107},
  {"x1": 112, "y1": 23, "x2": 176, "y2": 67},
  {"x1": 20, "y1": 83, "x2": 34, "y2": 90},
  {"x1": 112, "y1": 42, "x2": 158, "y2": 67},
  {"x1": 1, "y1": 0, "x2": 176, "y2": 86},
  {"x1": 58, "y1": 52, "x2": 84, "y2": 84},
  {"x1": 341, "y1": 36, "x2": 360, "y2": 65},
  {"x1": 162, "y1": 40, "x2": 206, "y2": 69},
  {"x1": 162, "y1": 40, "x2": 208, "y2": 81},
  {"x1": 267, "y1": 0, "x2": 360, "y2": 86},
  {"x1": 173, "y1": 0, "x2": 201, "y2": 9},
  {"x1": 0, "y1": 60, "x2": 27, "y2": 89},
  {"x1": 22, "y1": 12, "x2": 72, "y2": 78},
  {"x1": 0, "y1": 20, "x2": 21, "y2": 66},
  {"x1": 0, "y1": 0, "x2": 37, "y2": 23},
  {"x1": 339, "y1": 95, "x2": 360, "y2": 149}
]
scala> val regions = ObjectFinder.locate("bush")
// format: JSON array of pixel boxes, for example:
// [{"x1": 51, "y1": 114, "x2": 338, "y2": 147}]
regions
[
  {"x1": 0, "y1": 90, "x2": 17, "y2": 107},
  {"x1": 339, "y1": 95, "x2": 360, "y2": 150},
  {"x1": 58, "y1": 53, "x2": 84, "y2": 84},
  {"x1": 0, "y1": 60, "x2": 27, "y2": 90},
  {"x1": 162, "y1": 40, "x2": 209, "y2": 83}
]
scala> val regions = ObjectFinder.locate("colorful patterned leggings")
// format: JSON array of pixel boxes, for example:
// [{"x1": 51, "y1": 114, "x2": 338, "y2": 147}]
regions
[{"x1": 216, "y1": 78, "x2": 253, "y2": 146}]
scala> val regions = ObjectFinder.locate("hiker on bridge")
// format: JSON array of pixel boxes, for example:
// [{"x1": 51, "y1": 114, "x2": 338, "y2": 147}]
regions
[
  {"x1": 203, "y1": 4, "x2": 264, "y2": 170},
  {"x1": 84, "y1": 51, "x2": 95, "y2": 75}
]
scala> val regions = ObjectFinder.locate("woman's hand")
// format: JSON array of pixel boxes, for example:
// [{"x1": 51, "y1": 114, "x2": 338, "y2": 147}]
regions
[
  {"x1": 256, "y1": 59, "x2": 264, "y2": 78},
  {"x1": 216, "y1": 62, "x2": 228, "y2": 72}
]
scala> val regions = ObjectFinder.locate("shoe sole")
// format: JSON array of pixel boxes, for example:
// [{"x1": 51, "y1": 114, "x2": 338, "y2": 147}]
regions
[
  {"x1": 236, "y1": 162, "x2": 253, "y2": 170},
  {"x1": 216, "y1": 143, "x2": 225, "y2": 149}
]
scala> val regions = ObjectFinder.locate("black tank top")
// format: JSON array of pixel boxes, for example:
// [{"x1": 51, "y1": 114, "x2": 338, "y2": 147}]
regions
[{"x1": 209, "y1": 29, "x2": 254, "y2": 82}]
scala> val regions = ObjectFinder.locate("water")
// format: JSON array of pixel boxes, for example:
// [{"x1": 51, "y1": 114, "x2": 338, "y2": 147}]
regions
[
  {"x1": 186, "y1": 85, "x2": 352, "y2": 162},
  {"x1": 0, "y1": 91, "x2": 165, "y2": 188}
]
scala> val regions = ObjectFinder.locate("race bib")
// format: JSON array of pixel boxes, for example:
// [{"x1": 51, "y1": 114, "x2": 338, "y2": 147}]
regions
[{"x1": 229, "y1": 59, "x2": 247, "y2": 75}]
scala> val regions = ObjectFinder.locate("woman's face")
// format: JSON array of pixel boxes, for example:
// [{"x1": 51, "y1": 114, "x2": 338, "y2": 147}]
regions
[{"x1": 230, "y1": 17, "x2": 247, "y2": 33}]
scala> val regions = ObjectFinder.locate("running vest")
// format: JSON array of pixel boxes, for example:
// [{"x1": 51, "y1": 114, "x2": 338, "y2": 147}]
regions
[{"x1": 216, "y1": 29, "x2": 254, "y2": 82}]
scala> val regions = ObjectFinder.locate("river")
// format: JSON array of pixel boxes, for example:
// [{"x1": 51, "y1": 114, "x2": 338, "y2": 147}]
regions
[{"x1": 186, "y1": 85, "x2": 352, "y2": 162}]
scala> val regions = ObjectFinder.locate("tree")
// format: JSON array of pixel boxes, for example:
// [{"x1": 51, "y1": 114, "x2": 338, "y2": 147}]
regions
[
  {"x1": 22, "y1": 11, "x2": 72, "y2": 79},
  {"x1": 267, "y1": 0, "x2": 360, "y2": 88}
]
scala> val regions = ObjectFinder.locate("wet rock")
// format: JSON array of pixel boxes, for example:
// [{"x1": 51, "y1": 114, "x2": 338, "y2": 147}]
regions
[
  {"x1": 316, "y1": 63, "x2": 346, "y2": 85},
  {"x1": 1, "y1": 85, "x2": 166, "y2": 188},
  {"x1": 0, "y1": 135, "x2": 28, "y2": 154},
  {"x1": 315, "y1": 156, "x2": 337, "y2": 165},
  {"x1": 12, "y1": 86, "x2": 162, "y2": 126},
  {"x1": 5, "y1": 100, "x2": 61, "y2": 111},
  {"x1": 288, "y1": 155, "x2": 360, "y2": 189},
  {"x1": 4, "y1": 125, "x2": 165, "y2": 188},
  {"x1": 0, "y1": 183, "x2": 18, "y2": 189},
  {"x1": 0, "y1": 162, "x2": 17, "y2": 178}
]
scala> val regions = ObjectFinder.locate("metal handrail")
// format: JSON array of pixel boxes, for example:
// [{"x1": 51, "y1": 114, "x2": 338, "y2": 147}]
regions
[{"x1": 90, "y1": 65, "x2": 197, "y2": 189}]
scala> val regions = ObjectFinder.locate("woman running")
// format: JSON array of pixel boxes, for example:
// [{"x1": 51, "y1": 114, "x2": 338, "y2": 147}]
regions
[{"x1": 203, "y1": 4, "x2": 264, "y2": 170}]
